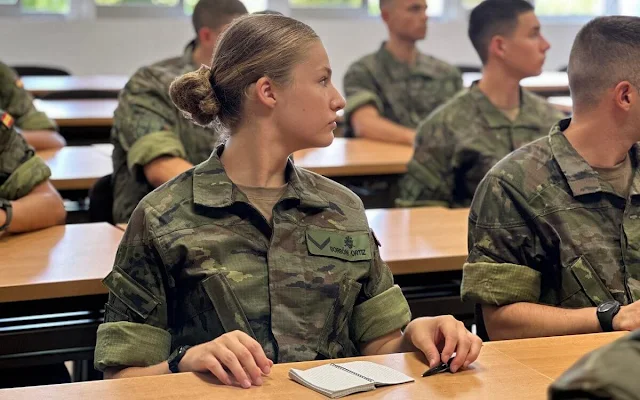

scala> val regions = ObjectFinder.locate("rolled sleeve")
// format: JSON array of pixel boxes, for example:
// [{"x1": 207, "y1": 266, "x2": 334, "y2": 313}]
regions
[
  {"x1": 16, "y1": 110, "x2": 57, "y2": 131},
  {"x1": 0, "y1": 155, "x2": 51, "y2": 200},
  {"x1": 461, "y1": 261, "x2": 541, "y2": 305},
  {"x1": 126, "y1": 130, "x2": 187, "y2": 171},
  {"x1": 352, "y1": 285, "x2": 411, "y2": 343},
  {"x1": 343, "y1": 61, "x2": 383, "y2": 125},
  {"x1": 94, "y1": 321, "x2": 171, "y2": 371}
]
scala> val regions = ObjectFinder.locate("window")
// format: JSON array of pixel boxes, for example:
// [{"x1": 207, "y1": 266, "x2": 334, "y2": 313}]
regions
[
  {"x1": 367, "y1": 0, "x2": 443, "y2": 16},
  {"x1": 94, "y1": 0, "x2": 265, "y2": 16},
  {"x1": 0, "y1": 0, "x2": 70, "y2": 14},
  {"x1": 534, "y1": 0, "x2": 606, "y2": 16}
]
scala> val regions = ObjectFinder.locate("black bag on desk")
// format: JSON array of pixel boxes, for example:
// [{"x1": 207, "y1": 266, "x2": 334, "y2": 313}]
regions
[{"x1": 549, "y1": 330, "x2": 640, "y2": 400}]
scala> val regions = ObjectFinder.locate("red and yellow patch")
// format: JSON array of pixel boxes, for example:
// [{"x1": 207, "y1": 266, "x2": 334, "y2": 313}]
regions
[{"x1": 1, "y1": 112, "x2": 14, "y2": 129}]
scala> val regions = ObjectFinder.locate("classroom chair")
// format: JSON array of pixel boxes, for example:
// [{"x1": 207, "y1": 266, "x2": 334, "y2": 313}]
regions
[
  {"x1": 12, "y1": 65, "x2": 71, "y2": 77},
  {"x1": 88, "y1": 174, "x2": 114, "y2": 224},
  {"x1": 455, "y1": 65, "x2": 482, "y2": 73}
]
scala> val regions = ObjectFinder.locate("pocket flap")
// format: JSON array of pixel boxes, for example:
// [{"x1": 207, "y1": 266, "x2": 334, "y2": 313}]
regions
[
  {"x1": 306, "y1": 228, "x2": 371, "y2": 262},
  {"x1": 103, "y1": 266, "x2": 160, "y2": 320},
  {"x1": 568, "y1": 257, "x2": 615, "y2": 306},
  {"x1": 201, "y1": 273, "x2": 256, "y2": 339}
]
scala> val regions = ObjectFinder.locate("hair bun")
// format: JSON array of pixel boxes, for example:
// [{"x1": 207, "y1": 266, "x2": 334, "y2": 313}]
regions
[{"x1": 169, "y1": 64, "x2": 219, "y2": 126}]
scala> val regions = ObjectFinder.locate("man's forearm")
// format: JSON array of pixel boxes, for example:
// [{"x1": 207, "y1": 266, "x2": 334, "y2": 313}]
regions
[
  {"x1": 22, "y1": 130, "x2": 66, "y2": 151},
  {"x1": 8, "y1": 182, "x2": 66, "y2": 232},
  {"x1": 354, "y1": 116, "x2": 415, "y2": 146},
  {"x1": 104, "y1": 362, "x2": 170, "y2": 379},
  {"x1": 144, "y1": 156, "x2": 194, "y2": 188},
  {"x1": 483, "y1": 303, "x2": 601, "y2": 340}
]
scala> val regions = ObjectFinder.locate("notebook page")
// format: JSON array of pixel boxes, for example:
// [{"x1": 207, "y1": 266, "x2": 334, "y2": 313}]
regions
[
  {"x1": 338, "y1": 361, "x2": 414, "y2": 386},
  {"x1": 289, "y1": 364, "x2": 375, "y2": 398}
]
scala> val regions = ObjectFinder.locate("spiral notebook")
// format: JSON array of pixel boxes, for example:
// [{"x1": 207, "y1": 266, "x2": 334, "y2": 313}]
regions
[{"x1": 288, "y1": 361, "x2": 414, "y2": 398}]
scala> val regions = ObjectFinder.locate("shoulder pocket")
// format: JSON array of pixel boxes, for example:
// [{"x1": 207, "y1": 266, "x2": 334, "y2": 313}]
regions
[
  {"x1": 103, "y1": 265, "x2": 160, "y2": 320},
  {"x1": 560, "y1": 256, "x2": 614, "y2": 307},
  {"x1": 306, "y1": 228, "x2": 371, "y2": 262}
]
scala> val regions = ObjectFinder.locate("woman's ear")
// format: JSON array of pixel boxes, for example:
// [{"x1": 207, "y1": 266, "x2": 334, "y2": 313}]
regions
[{"x1": 254, "y1": 77, "x2": 277, "y2": 109}]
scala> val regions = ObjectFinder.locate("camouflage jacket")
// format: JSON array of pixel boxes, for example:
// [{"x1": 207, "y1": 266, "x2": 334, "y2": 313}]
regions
[
  {"x1": 0, "y1": 62, "x2": 57, "y2": 131},
  {"x1": 343, "y1": 43, "x2": 462, "y2": 136},
  {"x1": 94, "y1": 145, "x2": 411, "y2": 371},
  {"x1": 111, "y1": 41, "x2": 220, "y2": 223},
  {"x1": 397, "y1": 83, "x2": 564, "y2": 208},
  {"x1": 0, "y1": 110, "x2": 51, "y2": 200},
  {"x1": 461, "y1": 119, "x2": 640, "y2": 312},
  {"x1": 550, "y1": 330, "x2": 640, "y2": 399}
]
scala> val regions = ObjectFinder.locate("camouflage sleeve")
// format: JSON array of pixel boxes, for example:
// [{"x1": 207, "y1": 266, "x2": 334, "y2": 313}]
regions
[
  {"x1": 343, "y1": 60, "x2": 383, "y2": 125},
  {"x1": 0, "y1": 113, "x2": 51, "y2": 200},
  {"x1": 0, "y1": 62, "x2": 57, "y2": 131},
  {"x1": 460, "y1": 175, "x2": 543, "y2": 306},
  {"x1": 352, "y1": 230, "x2": 411, "y2": 344},
  {"x1": 94, "y1": 202, "x2": 172, "y2": 371},
  {"x1": 397, "y1": 114, "x2": 455, "y2": 207},
  {"x1": 112, "y1": 67, "x2": 186, "y2": 175}
]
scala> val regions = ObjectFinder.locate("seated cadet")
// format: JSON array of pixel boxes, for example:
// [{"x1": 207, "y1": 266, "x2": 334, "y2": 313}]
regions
[
  {"x1": 111, "y1": 0, "x2": 247, "y2": 224},
  {"x1": 461, "y1": 16, "x2": 640, "y2": 341},
  {"x1": 397, "y1": 0, "x2": 564, "y2": 208},
  {"x1": 94, "y1": 15, "x2": 482, "y2": 386},
  {"x1": 0, "y1": 109, "x2": 67, "y2": 388},
  {"x1": 342, "y1": 0, "x2": 461, "y2": 146},
  {"x1": 0, "y1": 61, "x2": 66, "y2": 151}
]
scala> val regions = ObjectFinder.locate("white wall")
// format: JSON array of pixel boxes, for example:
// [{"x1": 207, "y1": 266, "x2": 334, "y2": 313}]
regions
[{"x1": 0, "y1": 16, "x2": 582, "y2": 92}]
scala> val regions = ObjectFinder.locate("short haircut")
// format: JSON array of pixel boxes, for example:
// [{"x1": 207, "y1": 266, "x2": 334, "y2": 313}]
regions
[
  {"x1": 192, "y1": 0, "x2": 248, "y2": 35},
  {"x1": 568, "y1": 16, "x2": 640, "y2": 109},
  {"x1": 468, "y1": 0, "x2": 534, "y2": 64}
]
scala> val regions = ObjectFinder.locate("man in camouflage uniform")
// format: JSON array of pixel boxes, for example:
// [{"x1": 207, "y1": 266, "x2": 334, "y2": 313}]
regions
[
  {"x1": 111, "y1": 0, "x2": 247, "y2": 223},
  {"x1": 461, "y1": 16, "x2": 640, "y2": 341},
  {"x1": 0, "y1": 108, "x2": 67, "y2": 387},
  {"x1": 96, "y1": 145, "x2": 413, "y2": 369},
  {"x1": 0, "y1": 61, "x2": 66, "y2": 150},
  {"x1": 398, "y1": 0, "x2": 564, "y2": 208},
  {"x1": 342, "y1": 0, "x2": 461, "y2": 145}
]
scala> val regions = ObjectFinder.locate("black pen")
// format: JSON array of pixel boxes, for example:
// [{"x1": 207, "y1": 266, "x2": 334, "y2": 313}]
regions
[{"x1": 422, "y1": 356, "x2": 455, "y2": 377}]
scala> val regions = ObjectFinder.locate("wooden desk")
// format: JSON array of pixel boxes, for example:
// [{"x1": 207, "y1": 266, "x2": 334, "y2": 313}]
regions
[
  {"x1": 22, "y1": 75, "x2": 128, "y2": 97},
  {"x1": 463, "y1": 71, "x2": 569, "y2": 95},
  {"x1": 366, "y1": 207, "x2": 468, "y2": 275},
  {"x1": 0, "y1": 223, "x2": 122, "y2": 303},
  {"x1": 294, "y1": 138, "x2": 413, "y2": 177},
  {"x1": 486, "y1": 332, "x2": 626, "y2": 380},
  {"x1": 547, "y1": 96, "x2": 572, "y2": 114},
  {"x1": 33, "y1": 99, "x2": 118, "y2": 127},
  {"x1": 38, "y1": 146, "x2": 113, "y2": 191},
  {"x1": 0, "y1": 333, "x2": 622, "y2": 400}
]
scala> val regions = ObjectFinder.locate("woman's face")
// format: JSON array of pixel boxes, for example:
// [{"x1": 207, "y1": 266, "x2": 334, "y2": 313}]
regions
[{"x1": 272, "y1": 40, "x2": 346, "y2": 152}]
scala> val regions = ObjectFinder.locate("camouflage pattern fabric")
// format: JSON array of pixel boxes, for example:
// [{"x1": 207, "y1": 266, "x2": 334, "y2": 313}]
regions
[
  {"x1": 94, "y1": 145, "x2": 411, "y2": 371},
  {"x1": 343, "y1": 42, "x2": 462, "y2": 136},
  {"x1": 0, "y1": 61, "x2": 57, "y2": 131},
  {"x1": 111, "y1": 41, "x2": 221, "y2": 223},
  {"x1": 461, "y1": 118, "x2": 640, "y2": 311},
  {"x1": 397, "y1": 84, "x2": 564, "y2": 208},
  {"x1": 550, "y1": 330, "x2": 640, "y2": 400},
  {"x1": 0, "y1": 110, "x2": 51, "y2": 200}
]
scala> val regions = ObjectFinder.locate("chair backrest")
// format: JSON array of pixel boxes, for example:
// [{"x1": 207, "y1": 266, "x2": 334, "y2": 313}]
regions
[
  {"x1": 89, "y1": 174, "x2": 114, "y2": 224},
  {"x1": 456, "y1": 65, "x2": 482, "y2": 74},
  {"x1": 12, "y1": 65, "x2": 71, "y2": 77},
  {"x1": 41, "y1": 90, "x2": 119, "y2": 100}
]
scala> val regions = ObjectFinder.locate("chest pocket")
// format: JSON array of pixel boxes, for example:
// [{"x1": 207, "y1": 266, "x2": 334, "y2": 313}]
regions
[{"x1": 559, "y1": 256, "x2": 615, "y2": 308}]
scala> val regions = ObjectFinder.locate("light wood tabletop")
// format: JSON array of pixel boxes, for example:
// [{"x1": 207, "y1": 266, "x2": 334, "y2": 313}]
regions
[
  {"x1": 0, "y1": 223, "x2": 123, "y2": 303},
  {"x1": 38, "y1": 146, "x2": 113, "y2": 191},
  {"x1": 33, "y1": 99, "x2": 118, "y2": 127},
  {"x1": 22, "y1": 75, "x2": 129, "y2": 97},
  {"x1": 463, "y1": 71, "x2": 569, "y2": 95},
  {"x1": 88, "y1": 139, "x2": 412, "y2": 178},
  {"x1": 547, "y1": 96, "x2": 572, "y2": 114},
  {"x1": 294, "y1": 138, "x2": 413, "y2": 177},
  {"x1": 92, "y1": 143, "x2": 114, "y2": 157},
  {"x1": 366, "y1": 207, "x2": 468, "y2": 275},
  {"x1": 0, "y1": 332, "x2": 623, "y2": 400}
]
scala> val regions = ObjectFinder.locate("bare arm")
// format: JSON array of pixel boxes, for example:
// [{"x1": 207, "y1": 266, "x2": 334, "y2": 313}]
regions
[
  {"x1": 104, "y1": 363, "x2": 170, "y2": 379},
  {"x1": 143, "y1": 156, "x2": 194, "y2": 188},
  {"x1": 350, "y1": 105, "x2": 415, "y2": 146},
  {"x1": 21, "y1": 130, "x2": 66, "y2": 151},
  {"x1": 483, "y1": 303, "x2": 602, "y2": 340},
  {"x1": 0, "y1": 181, "x2": 66, "y2": 234}
]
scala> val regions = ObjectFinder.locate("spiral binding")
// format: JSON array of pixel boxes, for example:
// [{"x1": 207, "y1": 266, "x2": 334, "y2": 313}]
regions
[{"x1": 329, "y1": 363, "x2": 374, "y2": 383}]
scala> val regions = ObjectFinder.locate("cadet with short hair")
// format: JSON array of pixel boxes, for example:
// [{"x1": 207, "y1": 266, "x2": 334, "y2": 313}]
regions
[
  {"x1": 397, "y1": 0, "x2": 564, "y2": 208},
  {"x1": 95, "y1": 14, "x2": 482, "y2": 386},
  {"x1": 111, "y1": 0, "x2": 247, "y2": 224},
  {"x1": 0, "y1": 61, "x2": 66, "y2": 150},
  {"x1": 462, "y1": 16, "x2": 640, "y2": 341},
  {"x1": 342, "y1": 0, "x2": 461, "y2": 145}
]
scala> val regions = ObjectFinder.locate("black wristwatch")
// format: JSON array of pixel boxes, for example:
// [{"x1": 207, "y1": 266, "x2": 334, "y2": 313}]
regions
[
  {"x1": 597, "y1": 300, "x2": 621, "y2": 332},
  {"x1": 168, "y1": 345, "x2": 191, "y2": 373},
  {"x1": 0, "y1": 198, "x2": 12, "y2": 232}
]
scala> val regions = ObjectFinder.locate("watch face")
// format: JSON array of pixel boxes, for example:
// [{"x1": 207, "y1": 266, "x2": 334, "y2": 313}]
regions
[{"x1": 598, "y1": 302, "x2": 616, "y2": 312}]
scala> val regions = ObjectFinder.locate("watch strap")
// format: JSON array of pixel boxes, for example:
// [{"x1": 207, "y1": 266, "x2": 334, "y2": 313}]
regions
[
  {"x1": 0, "y1": 199, "x2": 12, "y2": 231},
  {"x1": 597, "y1": 301, "x2": 621, "y2": 332},
  {"x1": 168, "y1": 345, "x2": 191, "y2": 373}
]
